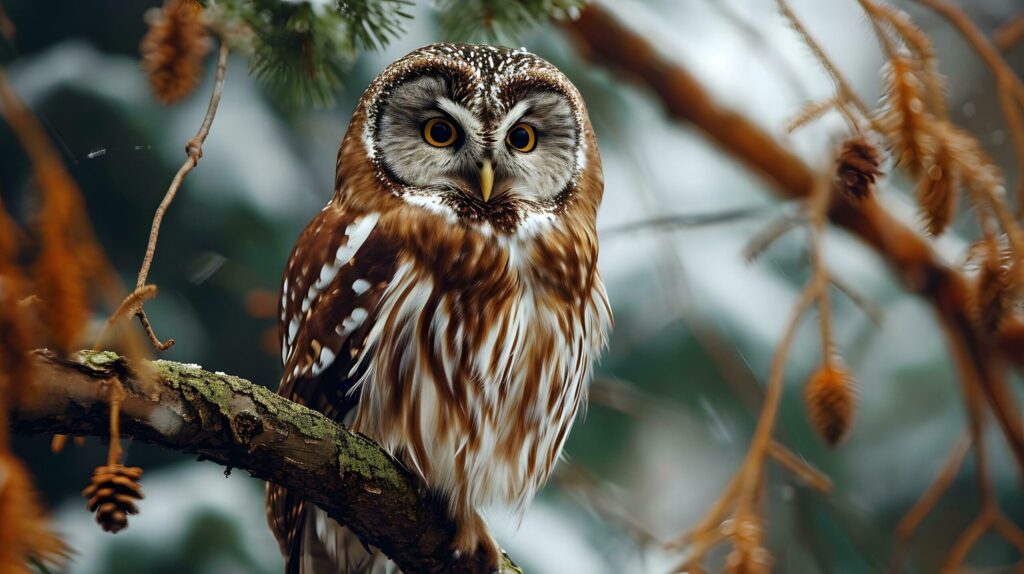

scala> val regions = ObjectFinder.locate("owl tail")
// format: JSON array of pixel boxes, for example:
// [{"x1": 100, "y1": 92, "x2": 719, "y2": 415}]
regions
[{"x1": 297, "y1": 507, "x2": 398, "y2": 574}]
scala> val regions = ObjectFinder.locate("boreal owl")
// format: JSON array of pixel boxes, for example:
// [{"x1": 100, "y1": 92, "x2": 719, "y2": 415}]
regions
[{"x1": 266, "y1": 43, "x2": 611, "y2": 574}]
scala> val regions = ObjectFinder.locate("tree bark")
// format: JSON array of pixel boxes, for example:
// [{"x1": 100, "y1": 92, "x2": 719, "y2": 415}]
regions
[{"x1": 10, "y1": 349, "x2": 521, "y2": 574}]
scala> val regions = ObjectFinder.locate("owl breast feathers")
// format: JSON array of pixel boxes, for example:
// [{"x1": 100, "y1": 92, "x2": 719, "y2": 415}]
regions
[{"x1": 267, "y1": 43, "x2": 611, "y2": 574}]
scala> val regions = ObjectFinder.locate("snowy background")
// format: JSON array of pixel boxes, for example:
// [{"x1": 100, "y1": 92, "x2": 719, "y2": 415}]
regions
[{"x1": 5, "y1": 0, "x2": 1024, "y2": 572}]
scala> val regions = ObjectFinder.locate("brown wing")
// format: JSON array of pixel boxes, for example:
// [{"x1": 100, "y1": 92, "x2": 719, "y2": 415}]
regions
[{"x1": 266, "y1": 205, "x2": 398, "y2": 572}]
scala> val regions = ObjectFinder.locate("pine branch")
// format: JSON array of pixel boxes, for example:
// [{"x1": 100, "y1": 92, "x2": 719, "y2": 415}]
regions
[
  {"x1": 206, "y1": 0, "x2": 412, "y2": 107},
  {"x1": 10, "y1": 350, "x2": 523, "y2": 574},
  {"x1": 436, "y1": 0, "x2": 584, "y2": 42}
]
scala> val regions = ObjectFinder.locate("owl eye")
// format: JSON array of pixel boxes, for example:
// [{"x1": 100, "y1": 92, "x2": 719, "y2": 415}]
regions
[
  {"x1": 506, "y1": 123, "x2": 537, "y2": 153},
  {"x1": 423, "y1": 118, "x2": 459, "y2": 148}
]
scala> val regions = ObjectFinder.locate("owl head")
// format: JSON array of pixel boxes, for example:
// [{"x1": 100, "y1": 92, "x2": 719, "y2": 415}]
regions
[{"x1": 338, "y1": 43, "x2": 602, "y2": 233}]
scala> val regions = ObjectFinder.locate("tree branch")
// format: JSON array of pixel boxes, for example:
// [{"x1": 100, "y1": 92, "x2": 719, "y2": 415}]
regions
[
  {"x1": 563, "y1": 3, "x2": 1024, "y2": 473},
  {"x1": 10, "y1": 350, "x2": 522, "y2": 574},
  {"x1": 564, "y1": 4, "x2": 1023, "y2": 362}
]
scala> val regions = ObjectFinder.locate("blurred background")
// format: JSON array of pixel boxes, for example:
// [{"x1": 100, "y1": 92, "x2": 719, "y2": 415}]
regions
[{"x1": 3, "y1": 0, "x2": 1024, "y2": 572}]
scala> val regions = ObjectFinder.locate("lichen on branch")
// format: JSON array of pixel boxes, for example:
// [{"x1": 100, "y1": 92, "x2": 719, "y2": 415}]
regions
[{"x1": 10, "y1": 350, "x2": 523, "y2": 574}]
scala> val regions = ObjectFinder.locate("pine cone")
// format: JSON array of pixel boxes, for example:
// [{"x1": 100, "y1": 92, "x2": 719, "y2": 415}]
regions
[
  {"x1": 82, "y1": 465, "x2": 144, "y2": 533},
  {"x1": 140, "y1": 0, "x2": 209, "y2": 105},
  {"x1": 804, "y1": 364, "x2": 857, "y2": 447},
  {"x1": 836, "y1": 137, "x2": 882, "y2": 200}
]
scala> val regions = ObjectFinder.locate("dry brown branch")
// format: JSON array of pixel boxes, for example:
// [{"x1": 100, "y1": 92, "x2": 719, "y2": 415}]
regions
[
  {"x1": 829, "y1": 273, "x2": 885, "y2": 326},
  {"x1": 700, "y1": 0, "x2": 809, "y2": 101},
  {"x1": 599, "y1": 206, "x2": 768, "y2": 238},
  {"x1": 860, "y1": 1, "x2": 946, "y2": 120},
  {"x1": 891, "y1": 431, "x2": 971, "y2": 569},
  {"x1": 564, "y1": 3, "x2": 1024, "y2": 466},
  {"x1": 774, "y1": 0, "x2": 868, "y2": 129},
  {"x1": 995, "y1": 14, "x2": 1024, "y2": 53},
  {"x1": 92, "y1": 285, "x2": 159, "y2": 352},
  {"x1": 698, "y1": 278, "x2": 821, "y2": 571},
  {"x1": 742, "y1": 214, "x2": 803, "y2": 262},
  {"x1": 0, "y1": 3, "x2": 14, "y2": 43},
  {"x1": 894, "y1": 432, "x2": 971, "y2": 541},
  {"x1": 126, "y1": 40, "x2": 229, "y2": 350},
  {"x1": 10, "y1": 350, "x2": 523, "y2": 574},
  {"x1": 787, "y1": 97, "x2": 840, "y2": 133},
  {"x1": 668, "y1": 224, "x2": 826, "y2": 570},
  {"x1": 909, "y1": 0, "x2": 1024, "y2": 215},
  {"x1": 555, "y1": 464, "x2": 663, "y2": 546},
  {"x1": 765, "y1": 441, "x2": 832, "y2": 494},
  {"x1": 931, "y1": 296, "x2": 1024, "y2": 572}
]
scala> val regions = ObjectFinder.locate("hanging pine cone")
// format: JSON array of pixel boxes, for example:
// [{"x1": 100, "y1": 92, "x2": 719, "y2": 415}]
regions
[
  {"x1": 803, "y1": 364, "x2": 857, "y2": 447},
  {"x1": 140, "y1": 0, "x2": 209, "y2": 105},
  {"x1": 836, "y1": 137, "x2": 882, "y2": 201},
  {"x1": 82, "y1": 465, "x2": 144, "y2": 533}
]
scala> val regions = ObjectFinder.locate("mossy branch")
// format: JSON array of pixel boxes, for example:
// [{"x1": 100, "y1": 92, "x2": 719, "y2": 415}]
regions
[{"x1": 9, "y1": 350, "x2": 522, "y2": 574}]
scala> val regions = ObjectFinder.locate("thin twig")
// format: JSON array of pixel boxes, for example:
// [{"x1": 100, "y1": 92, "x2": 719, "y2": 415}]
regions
[
  {"x1": 556, "y1": 464, "x2": 663, "y2": 546},
  {"x1": 743, "y1": 214, "x2": 804, "y2": 262},
  {"x1": 910, "y1": 0, "x2": 1024, "y2": 217},
  {"x1": 128, "y1": 40, "x2": 229, "y2": 348},
  {"x1": 766, "y1": 441, "x2": 832, "y2": 494},
  {"x1": 136, "y1": 309, "x2": 175, "y2": 351},
  {"x1": 699, "y1": 0, "x2": 810, "y2": 101},
  {"x1": 992, "y1": 512, "x2": 1024, "y2": 554},
  {"x1": 732, "y1": 175, "x2": 830, "y2": 515},
  {"x1": 808, "y1": 171, "x2": 833, "y2": 366},
  {"x1": 787, "y1": 97, "x2": 840, "y2": 133},
  {"x1": 106, "y1": 380, "x2": 124, "y2": 467},
  {"x1": 894, "y1": 432, "x2": 971, "y2": 541},
  {"x1": 775, "y1": 0, "x2": 870, "y2": 130},
  {"x1": 859, "y1": 0, "x2": 947, "y2": 122},
  {"x1": 599, "y1": 206, "x2": 770, "y2": 238},
  {"x1": 92, "y1": 285, "x2": 158, "y2": 351},
  {"x1": 0, "y1": 2, "x2": 15, "y2": 42},
  {"x1": 829, "y1": 273, "x2": 885, "y2": 326},
  {"x1": 940, "y1": 505, "x2": 993, "y2": 574},
  {"x1": 668, "y1": 175, "x2": 832, "y2": 572},
  {"x1": 994, "y1": 14, "x2": 1024, "y2": 53},
  {"x1": 891, "y1": 431, "x2": 971, "y2": 572}
]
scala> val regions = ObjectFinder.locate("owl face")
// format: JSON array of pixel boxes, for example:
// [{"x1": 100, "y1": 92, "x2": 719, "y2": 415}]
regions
[{"x1": 360, "y1": 44, "x2": 591, "y2": 230}]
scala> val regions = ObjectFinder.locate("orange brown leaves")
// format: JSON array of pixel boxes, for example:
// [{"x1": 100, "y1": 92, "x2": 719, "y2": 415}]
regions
[
  {"x1": 877, "y1": 55, "x2": 931, "y2": 176},
  {"x1": 0, "y1": 452, "x2": 66, "y2": 573},
  {"x1": 916, "y1": 142, "x2": 957, "y2": 236}
]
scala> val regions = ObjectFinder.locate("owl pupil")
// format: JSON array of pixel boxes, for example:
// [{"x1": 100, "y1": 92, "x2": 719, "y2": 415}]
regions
[
  {"x1": 509, "y1": 127, "x2": 530, "y2": 149},
  {"x1": 430, "y1": 121, "x2": 452, "y2": 143}
]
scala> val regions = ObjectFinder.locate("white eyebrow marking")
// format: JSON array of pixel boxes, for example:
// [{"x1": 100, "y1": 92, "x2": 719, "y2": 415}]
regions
[
  {"x1": 497, "y1": 101, "x2": 532, "y2": 135},
  {"x1": 436, "y1": 97, "x2": 481, "y2": 135}
]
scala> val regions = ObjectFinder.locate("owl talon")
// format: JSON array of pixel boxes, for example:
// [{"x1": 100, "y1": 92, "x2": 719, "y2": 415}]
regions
[{"x1": 447, "y1": 510, "x2": 500, "y2": 572}]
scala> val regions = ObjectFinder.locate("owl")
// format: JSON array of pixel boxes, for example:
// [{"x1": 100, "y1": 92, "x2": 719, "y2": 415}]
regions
[{"x1": 266, "y1": 43, "x2": 611, "y2": 574}]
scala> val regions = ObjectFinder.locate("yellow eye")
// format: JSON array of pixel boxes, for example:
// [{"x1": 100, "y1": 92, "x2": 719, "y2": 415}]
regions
[
  {"x1": 423, "y1": 118, "x2": 458, "y2": 147},
  {"x1": 506, "y1": 123, "x2": 537, "y2": 152}
]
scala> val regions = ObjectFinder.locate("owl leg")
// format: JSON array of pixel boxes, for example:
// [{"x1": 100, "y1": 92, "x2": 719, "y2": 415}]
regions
[{"x1": 450, "y1": 502, "x2": 499, "y2": 570}]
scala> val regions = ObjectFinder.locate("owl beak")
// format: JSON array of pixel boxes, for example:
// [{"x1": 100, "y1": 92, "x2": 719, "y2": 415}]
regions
[{"x1": 479, "y1": 159, "x2": 494, "y2": 203}]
